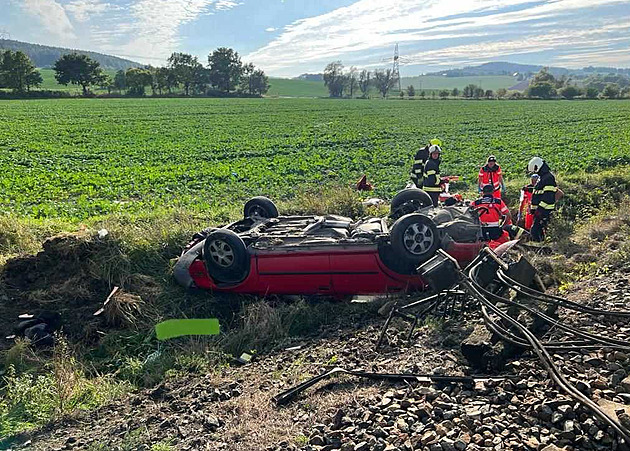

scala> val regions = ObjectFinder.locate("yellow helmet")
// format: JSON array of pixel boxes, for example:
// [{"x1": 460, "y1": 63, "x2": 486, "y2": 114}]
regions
[{"x1": 430, "y1": 138, "x2": 442, "y2": 146}]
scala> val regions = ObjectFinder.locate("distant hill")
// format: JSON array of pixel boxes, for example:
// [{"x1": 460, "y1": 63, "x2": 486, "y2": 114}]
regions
[
  {"x1": 426, "y1": 61, "x2": 630, "y2": 78},
  {"x1": 296, "y1": 73, "x2": 323, "y2": 82},
  {"x1": 0, "y1": 39, "x2": 140, "y2": 70}
]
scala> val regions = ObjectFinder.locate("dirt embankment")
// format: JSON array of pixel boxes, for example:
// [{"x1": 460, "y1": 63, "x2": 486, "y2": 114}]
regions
[{"x1": 0, "y1": 233, "x2": 161, "y2": 349}]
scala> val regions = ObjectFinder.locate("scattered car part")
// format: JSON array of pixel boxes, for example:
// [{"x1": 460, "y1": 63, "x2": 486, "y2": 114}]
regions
[{"x1": 273, "y1": 366, "x2": 512, "y2": 406}]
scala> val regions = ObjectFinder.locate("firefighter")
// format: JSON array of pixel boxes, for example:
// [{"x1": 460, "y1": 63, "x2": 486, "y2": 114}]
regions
[
  {"x1": 478, "y1": 155, "x2": 505, "y2": 198},
  {"x1": 528, "y1": 157, "x2": 558, "y2": 242},
  {"x1": 422, "y1": 144, "x2": 442, "y2": 207},
  {"x1": 411, "y1": 138, "x2": 441, "y2": 188},
  {"x1": 472, "y1": 184, "x2": 512, "y2": 241},
  {"x1": 517, "y1": 173, "x2": 539, "y2": 230}
]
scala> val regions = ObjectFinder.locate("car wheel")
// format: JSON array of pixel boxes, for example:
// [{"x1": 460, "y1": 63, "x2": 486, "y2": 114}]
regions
[
  {"x1": 203, "y1": 229, "x2": 250, "y2": 284},
  {"x1": 390, "y1": 188, "x2": 433, "y2": 215},
  {"x1": 390, "y1": 214, "x2": 440, "y2": 267},
  {"x1": 243, "y1": 196, "x2": 279, "y2": 219}
]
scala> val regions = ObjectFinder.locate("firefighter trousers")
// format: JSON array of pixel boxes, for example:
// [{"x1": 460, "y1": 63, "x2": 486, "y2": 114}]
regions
[{"x1": 531, "y1": 210, "x2": 551, "y2": 242}]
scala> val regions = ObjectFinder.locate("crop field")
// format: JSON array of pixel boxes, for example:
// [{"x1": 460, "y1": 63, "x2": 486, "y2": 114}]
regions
[{"x1": 1, "y1": 98, "x2": 629, "y2": 219}]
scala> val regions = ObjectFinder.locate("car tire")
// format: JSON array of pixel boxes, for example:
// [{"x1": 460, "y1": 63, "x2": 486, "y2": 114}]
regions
[
  {"x1": 390, "y1": 213, "x2": 440, "y2": 267},
  {"x1": 390, "y1": 188, "x2": 433, "y2": 215},
  {"x1": 203, "y1": 229, "x2": 250, "y2": 285},
  {"x1": 244, "y1": 196, "x2": 279, "y2": 219}
]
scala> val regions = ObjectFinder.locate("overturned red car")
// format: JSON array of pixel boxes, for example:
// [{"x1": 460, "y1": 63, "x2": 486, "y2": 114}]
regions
[{"x1": 174, "y1": 189, "x2": 515, "y2": 296}]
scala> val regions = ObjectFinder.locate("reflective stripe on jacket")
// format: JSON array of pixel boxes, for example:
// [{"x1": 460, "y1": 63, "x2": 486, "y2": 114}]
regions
[
  {"x1": 422, "y1": 158, "x2": 441, "y2": 192},
  {"x1": 531, "y1": 165, "x2": 557, "y2": 212},
  {"x1": 479, "y1": 164, "x2": 502, "y2": 191},
  {"x1": 472, "y1": 195, "x2": 511, "y2": 226}
]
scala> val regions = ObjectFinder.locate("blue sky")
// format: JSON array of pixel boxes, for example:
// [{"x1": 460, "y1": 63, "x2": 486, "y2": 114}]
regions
[{"x1": 2, "y1": 0, "x2": 629, "y2": 76}]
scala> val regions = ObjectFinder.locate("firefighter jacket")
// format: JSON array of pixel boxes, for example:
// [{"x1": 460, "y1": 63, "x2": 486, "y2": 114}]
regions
[
  {"x1": 478, "y1": 164, "x2": 503, "y2": 192},
  {"x1": 422, "y1": 158, "x2": 441, "y2": 192},
  {"x1": 531, "y1": 163, "x2": 557, "y2": 213},
  {"x1": 472, "y1": 195, "x2": 512, "y2": 227},
  {"x1": 411, "y1": 146, "x2": 429, "y2": 182}
]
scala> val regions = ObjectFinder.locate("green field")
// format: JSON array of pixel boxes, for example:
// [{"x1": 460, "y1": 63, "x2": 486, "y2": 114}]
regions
[
  {"x1": 34, "y1": 69, "x2": 517, "y2": 97},
  {"x1": 38, "y1": 68, "x2": 116, "y2": 92},
  {"x1": 1, "y1": 98, "x2": 629, "y2": 219},
  {"x1": 401, "y1": 75, "x2": 518, "y2": 91},
  {"x1": 267, "y1": 77, "x2": 328, "y2": 97}
]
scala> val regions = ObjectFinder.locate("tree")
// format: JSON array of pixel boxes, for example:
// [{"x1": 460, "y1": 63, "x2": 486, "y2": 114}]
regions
[
  {"x1": 249, "y1": 69, "x2": 269, "y2": 96},
  {"x1": 485, "y1": 89, "x2": 494, "y2": 99},
  {"x1": 439, "y1": 89, "x2": 449, "y2": 99},
  {"x1": 419, "y1": 90, "x2": 426, "y2": 98},
  {"x1": 208, "y1": 47, "x2": 243, "y2": 93},
  {"x1": 373, "y1": 68, "x2": 396, "y2": 98},
  {"x1": 125, "y1": 68, "x2": 153, "y2": 96},
  {"x1": 451, "y1": 87, "x2": 459, "y2": 98},
  {"x1": 473, "y1": 87, "x2": 484, "y2": 99},
  {"x1": 407, "y1": 85, "x2": 415, "y2": 97},
  {"x1": 0, "y1": 50, "x2": 42, "y2": 92},
  {"x1": 98, "y1": 74, "x2": 113, "y2": 94},
  {"x1": 399, "y1": 90, "x2": 404, "y2": 99},
  {"x1": 621, "y1": 86, "x2": 630, "y2": 99},
  {"x1": 347, "y1": 67, "x2": 358, "y2": 98},
  {"x1": 560, "y1": 85, "x2": 580, "y2": 99},
  {"x1": 585, "y1": 86, "x2": 599, "y2": 99},
  {"x1": 496, "y1": 88, "x2": 507, "y2": 99},
  {"x1": 603, "y1": 83, "x2": 620, "y2": 99},
  {"x1": 167, "y1": 52, "x2": 202, "y2": 96},
  {"x1": 358, "y1": 70, "x2": 371, "y2": 98},
  {"x1": 526, "y1": 68, "x2": 557, "y2": 99},
  {"x1": 54, "y1": 53, "x2": 106, "y2": 95},
  {"x1": 463, "y1": 84, "x2": 478, "y2": 98},
  {"x1": 113, "y1": 70, "x2": 127, "y2": 92},
  {"x1": 25, "y1": 70, "x2": 43, "y2": 92},
  {"x1": 153, "y1": 67, "x2": 174, "y2": 94},
  {"x1": 324, "y1": 61, "x2": 347, "y2": 98}
]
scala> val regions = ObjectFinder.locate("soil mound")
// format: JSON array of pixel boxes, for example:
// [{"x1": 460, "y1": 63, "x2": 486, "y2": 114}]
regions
[{"x1": 0, "y1": 233, "x2": 160, "y2": 348}]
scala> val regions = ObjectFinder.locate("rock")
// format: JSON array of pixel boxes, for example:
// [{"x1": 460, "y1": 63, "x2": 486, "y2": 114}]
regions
[
  {"x1": 540, "y1": 445, "x2": 566, "y2": 451},
  {"x1": 621, "y1": 375, "x2": 630, "y2": 393},
  {"x1": 422, "y1": 431, "x2": 439, "y2": 445},
  {"x1": 309, "y1": 435, "x2": 325, "y2": 446},
  {"x1": 354, "y1": 442, "x2": 370, "y2": 451}
]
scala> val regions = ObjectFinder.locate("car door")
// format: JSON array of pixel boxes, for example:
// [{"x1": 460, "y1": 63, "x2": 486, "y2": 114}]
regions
[{"x1": 256, "y1": 249, "x2": 332, "y2": 295}]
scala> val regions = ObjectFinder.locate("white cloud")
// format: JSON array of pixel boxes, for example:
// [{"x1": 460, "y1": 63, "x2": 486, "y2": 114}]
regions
[
  {"x1": 85, "y1": 0, "x2": 242, "y2": 62},
  {"x1": 64, "y1": 0, "x2": 111, "y2": 23},
  {"x1": 246, "y1": 0, "x2": 630, "y2": 75},
  {"x1": 265, "y1": 27, "x2": 277, "y2": 32},
  {"x1": 19, "y1": 0, "x2": 76, "y2": 41}
]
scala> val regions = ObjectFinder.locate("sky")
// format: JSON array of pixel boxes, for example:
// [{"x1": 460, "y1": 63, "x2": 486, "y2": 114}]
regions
[{"x1": 1, "y1": 0, "x2": 629, "y2": 77}]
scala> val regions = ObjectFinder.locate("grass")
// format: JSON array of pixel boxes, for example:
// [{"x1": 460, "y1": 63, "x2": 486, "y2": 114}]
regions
[{"x1": 267, "y1": 77, "x2": 328, "y2": 97}]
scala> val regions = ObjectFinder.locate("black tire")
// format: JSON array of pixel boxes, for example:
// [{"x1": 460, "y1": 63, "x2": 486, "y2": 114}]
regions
[
  {"x1": 390, "y1": 214, "x2": 440, "y2": 267},
  {"x1": 390, "y1": 188, "x2": 433, "y2": 214},
  {"x1": 203, "y1": 229, "x2": 250, "y2": 285},
  {"x1": 243, "y1": 196, "x2": 279, "y2": 219}
]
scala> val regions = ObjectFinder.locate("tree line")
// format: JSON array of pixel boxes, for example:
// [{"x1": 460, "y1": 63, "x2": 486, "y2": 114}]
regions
[
  {"x1": 0, "y1": 48, "x2": 269, "y2": 98},
  {"x1": 323, "y1": 61, "x2": 400, "y2": 98},
  {"x1": 322, "y1": 61, "x2": 630, "y2": 100}
]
